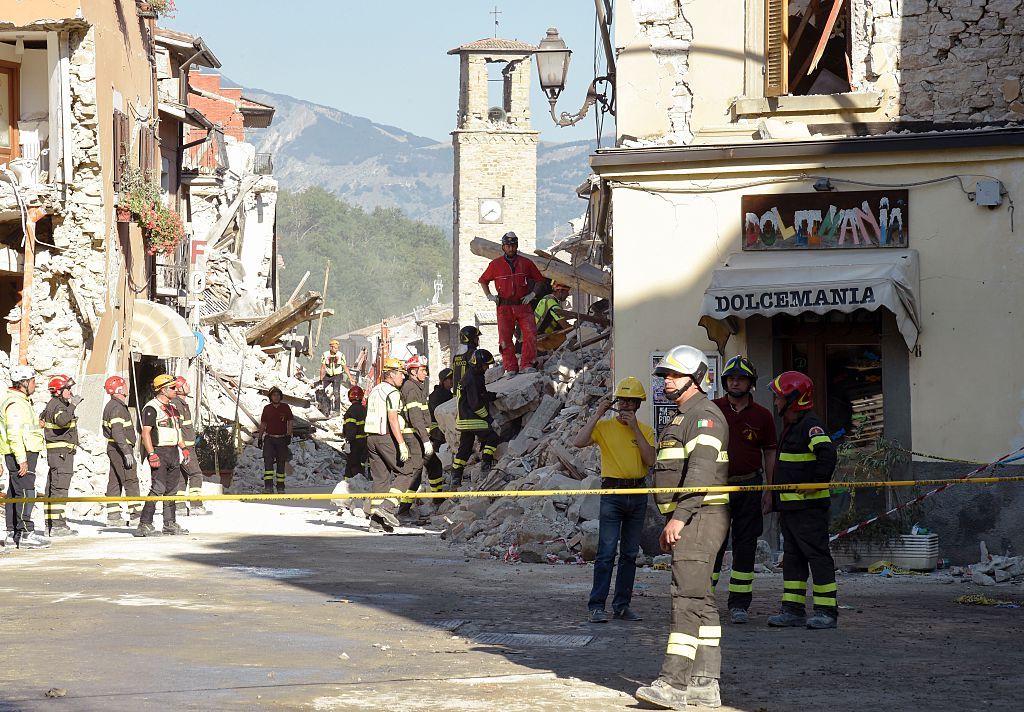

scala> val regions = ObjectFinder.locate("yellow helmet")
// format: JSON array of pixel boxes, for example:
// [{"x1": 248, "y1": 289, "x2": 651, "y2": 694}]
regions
[
  {"x1": 329, "y1": 339, "x2": 340, "y2": 346},
  {"x1": 152, "y1": 374, "x2": 177, "y2": 392},
  {"x1": 382, "y1": 357, "x2": 406, "y2": 373},
  {"x1": 613, "y1": 376, "x2": 647, "y2": 401}
]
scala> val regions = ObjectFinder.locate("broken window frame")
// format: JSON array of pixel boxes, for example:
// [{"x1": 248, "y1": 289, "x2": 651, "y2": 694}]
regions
[
  {"x1": 763, "y1": 0, "x2": 852, "y2": 98},
  {"x1": 0, "y1": 60, "x2": 21, "y2": 166}
]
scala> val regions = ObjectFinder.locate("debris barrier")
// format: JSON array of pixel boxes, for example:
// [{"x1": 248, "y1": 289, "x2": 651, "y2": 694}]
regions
[{"x1": 5, "y1": 475, "x2": 1024, "y2": 505}]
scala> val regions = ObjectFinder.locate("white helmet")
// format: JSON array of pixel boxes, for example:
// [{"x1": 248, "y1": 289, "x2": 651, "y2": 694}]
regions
[
  {"x1": 653, "y1": 345, "x2": 709, "y2": 386},
  {"x1": 10, "y1": 365, "x2": 35, "y2": 384}
]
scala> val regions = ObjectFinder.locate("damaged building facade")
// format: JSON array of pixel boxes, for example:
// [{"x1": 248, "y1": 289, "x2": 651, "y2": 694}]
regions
[{"x1": 590, "y1": 0, "x2": 1024, "y2": 561}]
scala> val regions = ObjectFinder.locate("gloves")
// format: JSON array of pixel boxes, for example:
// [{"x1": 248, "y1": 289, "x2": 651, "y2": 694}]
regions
[
  {"x1": 423, "y1": 441, "x2": 434, "y2": 458},
  {"x1": 398, "y1": 442, "x2": 410, "y2": 463},
  {"x1": 181, "y1": 448, "x2": 191, "y2": 464},
  {"x1": 487, "y1": 293, "x2": 499, "y2": 304},
  {"x1": 521, "y1": 294, "x2": 534, "y2": 305},
  {"x1": 148, "y1": 452, "x2": 161, "y2": 469},
  {"x1": 123, "y1": 453, "x2": 135, "y2": 469}
]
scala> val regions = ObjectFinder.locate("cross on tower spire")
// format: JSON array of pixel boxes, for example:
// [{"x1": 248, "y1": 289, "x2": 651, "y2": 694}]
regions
[{"x1": 490, "y1": 6, "x2": 502, "y2": 37}]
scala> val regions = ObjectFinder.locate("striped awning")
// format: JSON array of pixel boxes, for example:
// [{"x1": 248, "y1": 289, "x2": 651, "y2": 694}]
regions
[{"x1": 130, "y1": 299, "x2": 197, "y2": 358}]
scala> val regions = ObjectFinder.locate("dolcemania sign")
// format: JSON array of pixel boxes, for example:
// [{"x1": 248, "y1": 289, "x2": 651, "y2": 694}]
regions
[{"x1": 713, "y1": 286, "x2": 877, "y2": 313}]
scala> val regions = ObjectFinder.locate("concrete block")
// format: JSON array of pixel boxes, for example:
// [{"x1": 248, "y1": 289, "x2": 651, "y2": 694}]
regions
[{"x1": 971, "y1": 571, "x2": 996, "y2": 586}]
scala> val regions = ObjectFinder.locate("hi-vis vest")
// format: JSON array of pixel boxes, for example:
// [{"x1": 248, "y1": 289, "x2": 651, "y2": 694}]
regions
[
  {"x1": 0, "y1": 388, "x2": 45, "y2": 460},
  {"x1": 144, "y1": 398, "x2": 181, "y2": 447},
  {"x1": 322, "y1": 350, "x2": 347, "y2": 377},
  {"x1": 534, "y1": 295, "x2": 562, "y2": 335},
  {"x1": 364, "y1": 382, "x2": 402, "y2": 436}
]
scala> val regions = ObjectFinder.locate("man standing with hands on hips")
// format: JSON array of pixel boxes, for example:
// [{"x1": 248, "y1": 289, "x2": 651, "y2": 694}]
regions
[
  {"x1": 478, "y1": 231, "x2": 544, "y2": 375},
  {"x1": 573, "y1": 377, "x2": 655, "y2": 624}
]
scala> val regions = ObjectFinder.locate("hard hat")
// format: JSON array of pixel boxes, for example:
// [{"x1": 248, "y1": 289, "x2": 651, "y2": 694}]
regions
[
  {"x1": 175, "y1": 375, "x2": 188, "y2": 389},
  {"x1": 720, "y1": 356, "x2": 757, "y2": 390},
  {"x1": 329, "y1": 339, "x2": 340, "y2": 346},
  {"x1": 104, "y1": 376, "x2": 128, "y2": 396},
  {"x1": 613, "y1": 376, "x2": 647, "y2": 401},
  {"x1": 10, "y1": 365, "x2": 35, "y2": 384},
  {"x1": 769, "y1": 371, "x2": 814, "y2": 413},
  {"x1": 459, "y1": 325, "x2": 481, "y2": 345},
  {"x1": 348, "y1": 385, "x2": 364, "y2": 402},
  {"x1": 268, "y1": 386, "x2": 283, "y2": 399},
  {"x1": 552, "y1": 281, "x2": 570, "y2": 291},
  {"x1": 470, "y1": 348, "x2": 495, "y2": 369},
  {"x1": 501, "y1": 231, "x2": 519, "y2": 246},
  {"x1": 438, "y1": 368, "x2": 454, "y2": 383},
  {"x1": 48, "y1": 374, "x2": 74, "y2": 394},
  {"x1": 382, "y1": 357, "x2": 406, "y2": 373},
  {"x1": 653, "y1": 345, "x2": 709, "y2": 383},
  {"x1": 405, "y1": 355, "x2": 427, "y2": 370},
  {"x1": 152, "y1": 374, "x2": 177, "y2": 392}
]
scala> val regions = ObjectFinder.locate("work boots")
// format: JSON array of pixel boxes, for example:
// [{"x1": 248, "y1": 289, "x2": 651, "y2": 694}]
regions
[
  {"x1": 14, "y1": 531, "x2": 51, "y2": 549},
  {"x1": 634, "y1": 679, "x2": 688, "y2": 710},
  {"x1": 276, "y1": 483, "x2": 286, "y2": 494},
  {"x1": 806, "y1": 611, "x2": 838, "y2": 629},
  {"x1": 730, "y1": 608, "x2": 749, "y2": 624},
  {"x1": 686, "y1": 677, "x2": 722, "y2": 708},
  {"x1": 263, "y1": 482, "x2": 274, "y2": 494},
  {"x1": 162, "y1": 522, "x2": 190, "y2": 536},
  {"x1": 368, "y1": 513, "x2": 395, "y2": 534},
  {"x1": 133, "y1": 523, "x2": 162, "y2": 537},
  {"x1": 107, "y1": 512, "x2": 127, "y2": 527},
  {"x1": 189, "y1": 502, "x2": 212, "y2": 516},
  {"x1": 767, "y1": 609, "x2": 807, "y2": 627},
  {"x1": 47, "y1": 521, "x2": 78, "y2": 537}
]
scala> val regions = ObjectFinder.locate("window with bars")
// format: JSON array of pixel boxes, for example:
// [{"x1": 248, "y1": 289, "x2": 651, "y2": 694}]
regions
[{"x1": 764, "y1": 0, "x2": 852, "y2": 98}]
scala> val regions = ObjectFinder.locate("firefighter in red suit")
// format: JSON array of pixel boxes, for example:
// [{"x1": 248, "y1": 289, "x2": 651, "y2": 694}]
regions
[{"x1": 478, "y1": 231, "x2": 544, "y2": 375}]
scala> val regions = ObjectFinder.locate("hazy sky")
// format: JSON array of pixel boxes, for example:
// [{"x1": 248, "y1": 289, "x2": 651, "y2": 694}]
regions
[{"x1": 165, "y1": 0, "x2": 605, "y2": 144}]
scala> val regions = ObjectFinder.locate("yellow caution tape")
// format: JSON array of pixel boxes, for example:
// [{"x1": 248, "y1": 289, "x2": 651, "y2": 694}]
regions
[
  {"x1": 956, "y1": 594, "x2": 1024, "y2": 606},
  {"x1": 4, "y1": 475, "x2": 1024, "y2": 505},
  {"x1": 866, "y1": 560, "x2": 927, "y2": 576}
]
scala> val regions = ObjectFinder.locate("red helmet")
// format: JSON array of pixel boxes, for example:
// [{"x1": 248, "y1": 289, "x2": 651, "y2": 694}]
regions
[
  {"x1": 175, "y1": 376, "x2": 188, "y2": 389},
  {"x1": 348, "y1": 385, "x2": 364, "y2": 402},
  {"x1": 769, "y1": 371, "x2": 814, "y2": 412},
  {"x1": 104, "y1": 376, "x2": 128, "y2": 397},
  {"x1": 48, "y1": 374, "x2": 73, "y2": 394},
  {"x1": 405, "y1": 355, "x2": 427, "y2": 370}
]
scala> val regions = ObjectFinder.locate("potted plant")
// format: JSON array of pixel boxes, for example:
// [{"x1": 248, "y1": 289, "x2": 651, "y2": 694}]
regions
[
  {"x1": 137, "y1": 0, "x2": 176, "y2": 18},
  {"x1": 117, "y1": 161, "x2": 160, "y2": 223},
  {"x1": 139, "y1": 202, "x2": 186, "y2": 256}
]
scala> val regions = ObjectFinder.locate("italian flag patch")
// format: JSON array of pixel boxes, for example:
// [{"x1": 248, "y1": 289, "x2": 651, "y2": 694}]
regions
[{"x1": 697, "y1": 419, "x2": 714, "y2": 428}]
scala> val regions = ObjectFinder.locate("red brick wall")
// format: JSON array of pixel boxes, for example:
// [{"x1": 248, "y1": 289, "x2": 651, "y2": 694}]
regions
[{"x1": 186, "y1": 72, "x2": 245, "y2": 143}]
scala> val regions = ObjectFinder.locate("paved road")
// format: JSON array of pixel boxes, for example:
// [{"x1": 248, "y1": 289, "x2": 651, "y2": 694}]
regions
[{"x1": 1, "y1": 500, "x2": 1021, "y2": 711}]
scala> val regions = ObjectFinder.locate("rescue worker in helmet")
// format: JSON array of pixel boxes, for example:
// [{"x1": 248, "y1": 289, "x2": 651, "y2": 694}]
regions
[
  {"x1": 342, "y1": 385, "x2": 368, "y2": 479},
  {"x1": 766, "y1": 371, "x2": 839, "y2": 630},
  {"x1": 451, "y1": 348, "x2": 498, "y2": 489},
  {"x1": 173, "y1": 376, "x2": 211, "y2": 515},
  {"x1": 425, "y1": 368, "x2": 454, "y2": 493},
  {"x1": 135, "y1": 374, "x2": 189, "y2": 537},
  {"x1": 41, "y1": 374, "x2": 82, "y2": 537},
  {"x1": 478, "y1": 231, "x2": 545, "y2": 375},
  {"x1": 398, "y1": 355, "x2": 432, "y2": 518},
  {"x1": 636, "y1": 345, "x2": 730, "y2": 711},
  {"x1": 2, "y1": 365, "x2": 50, "y2": 550},
  {"x1": 535, "y1": 281, "x2": 572, "y2": 353},
  {"x1": 320, "y1": 339, "x2": 353, "y2": 416},
  {"x1": 102, "y1": 375, "x2": 142, "y2": 526},
  {"x1": 452, "y1": 325, "x2": 480, "y2": 399},
  {"x1": 573, "y1": 376, "x2": 656, "y2": 624},
  {"x1": 363, "y1": 358, "x2": 413, "y2": 533}
]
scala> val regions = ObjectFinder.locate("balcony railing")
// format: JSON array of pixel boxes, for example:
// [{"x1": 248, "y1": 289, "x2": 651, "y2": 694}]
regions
[{"x1": 253, "y1": 153, "x2": 273, "y2": 175}]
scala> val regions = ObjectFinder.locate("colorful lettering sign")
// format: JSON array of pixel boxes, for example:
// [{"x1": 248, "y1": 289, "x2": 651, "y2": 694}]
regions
[{"x1": 742, "y1": 190, "x2": 908, "y2": 250}]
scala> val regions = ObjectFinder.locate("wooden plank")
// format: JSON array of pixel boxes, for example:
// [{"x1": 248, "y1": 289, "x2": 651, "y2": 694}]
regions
[
  {"x1": 245, "y1": 292, "x2": 323, "y2": 346},
  {"x1": 792, "y1": 0, "x2": 845, "y2": 89},
  {"x1": 550, "y1": 442, "x2": 585, "y2": 480},
  {"x1": 470, "y1": 237, "x2": 611, "y2": 299}
]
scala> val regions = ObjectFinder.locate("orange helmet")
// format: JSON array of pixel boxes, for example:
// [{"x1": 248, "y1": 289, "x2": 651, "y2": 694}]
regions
[
  {"x1": 48, "y1": 374, "x2": 73, "y2": 394},
  {"x1": 348, "y1": 385, "x2": 364, "y2": 402},
  {"x1": 769, "y1": 371, "x2": 814, "y2": 413},
  {"x1": 104, "y1": 376, "x2": 128, "y2": 397}
]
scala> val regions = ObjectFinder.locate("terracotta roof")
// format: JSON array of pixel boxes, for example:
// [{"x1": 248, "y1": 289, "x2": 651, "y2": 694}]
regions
[{"x1": 448, "y1": 38, "x2": 537, "y2": 55}]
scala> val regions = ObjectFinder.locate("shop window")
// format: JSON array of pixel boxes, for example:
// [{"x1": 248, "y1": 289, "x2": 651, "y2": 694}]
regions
[
  {"x1": 825, "y1": 345, "x2": 882, "y2": 447},
  {"x1": 765, "y1": 0, "x2": 852, "y2": 97}
]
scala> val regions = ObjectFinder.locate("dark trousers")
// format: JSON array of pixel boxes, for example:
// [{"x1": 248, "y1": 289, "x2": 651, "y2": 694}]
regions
[
  {"x1": 588, "y1": 492, "x2": 647, "y2": 613},
  {"x1": 452, "y1": 429, "x2": 498, "y2": 485},
  {"x1": 426, "y1": 434, "x2": 444, "y2": 492},
  {"x1": 712, "y1": 482, "x2": 764, "y2": 610},
  {"x1": 177, "y1": 454, "x2": 204, "y2": 501},
  {"x1": 324, "y1": 375, "x2": 345, "y2": 415},
  {"x1": 262, "y1": 437, "x2": 290, "y2": 487},
  {"x1": 399, "y1": 433, "x2": 425, "y2": 506},
  {"x1": 345, "y1": 438, "x2": 367, "y2": 479},
  {"x1": 45, "y1": 448, "x2": 75, "y2": 528},
  {"x1": 659, "y1": 506, "x2": 730, "y2": 688},
  {"x1": 5, "y1": 452, "x2": 38, "y2": 534},
  {"x1": 780, "y1": 506, "x2": 838, "y2": 616},
  {"x1": 140, "y1": 446, "x2": 179, "y2": 526},
  {"x1": 366, "y1": 433, "x2": 415, "y2": 515},
  {"x1": 106, "y1": 446, "x2": 141, "y2": 518}
]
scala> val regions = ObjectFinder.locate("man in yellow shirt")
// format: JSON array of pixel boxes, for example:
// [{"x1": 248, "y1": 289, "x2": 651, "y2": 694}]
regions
[{"x1": 573, "y1": 377, "x2": 655, "y2": 623}]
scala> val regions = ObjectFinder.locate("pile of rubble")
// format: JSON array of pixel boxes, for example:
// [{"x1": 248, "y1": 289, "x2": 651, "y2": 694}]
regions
[{"x1": 951, "y1": 542, "x2": 1024, "y2": 586}]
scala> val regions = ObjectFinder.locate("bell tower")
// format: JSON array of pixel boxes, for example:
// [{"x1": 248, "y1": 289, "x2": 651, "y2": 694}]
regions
[{"x1": 449, "y1": 38, "x2": 539, "y2": 342}]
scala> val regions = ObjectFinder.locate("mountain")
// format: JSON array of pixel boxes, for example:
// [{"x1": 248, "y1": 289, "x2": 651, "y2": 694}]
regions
[{"x1": 243, "y1": 87, "x2": 595, "y2": 247}]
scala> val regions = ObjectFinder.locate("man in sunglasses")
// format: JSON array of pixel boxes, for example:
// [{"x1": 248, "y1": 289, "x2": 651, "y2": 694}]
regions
[{"x1": 134, "y1": 374, "x2": 189, "y2": 537}]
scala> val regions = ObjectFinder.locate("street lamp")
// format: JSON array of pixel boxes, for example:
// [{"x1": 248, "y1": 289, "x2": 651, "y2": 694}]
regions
[{"x1": 535, "y1": 27, "x2": 614, "y2": 127}]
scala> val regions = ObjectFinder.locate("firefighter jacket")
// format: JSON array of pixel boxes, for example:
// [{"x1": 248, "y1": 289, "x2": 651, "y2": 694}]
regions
[
  {"x1": 102, "y1": 398, "x2": 136, "y2": 458},
  {"x1": 364, "y1": 382, "x2": 403, "y2": 437},
  {"x1": 172, "y1": 396, "x2": 197, "y2": 447},
  {"x1": 343, "y1": 401, "x2": 367, "y2": 442},
  {"x1": 534, "y1": 295, "x2": 565, "y2": 335},
  {"x1": 41, "y1": 395, "x2": 79, "y2": 451},
  {"x1": 452, "y1": 345, "x2": 471, "y2": 399},
  {"x1": 773, "y1": 411, "x2": 837, "y2": 511},
  {"x1": 400, "y1": 377, "x2": 430, "y2": 444},
  {"x1": 0, "y1": 388, "x2": 45, "y2": 462},
  {"x1": 456, "y1": 368, "x2": 496, "y2": 432},
  {"x1": 428, "y1": 383, "x2": 453, "y2": 442},
  {"x1": 654, "y1": 394, "x2": 730, "y2": 523},
  {"x1": 142, "y1": 398, "x2": 182, "y2": 449}
]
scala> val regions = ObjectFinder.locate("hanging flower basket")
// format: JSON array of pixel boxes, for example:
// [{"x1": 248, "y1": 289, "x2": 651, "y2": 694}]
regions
[
  {"x1": 141, "y1": 203, "x2": 186, "y2": 256},
  {"x1": 116, "y1": 205, "x2": 132, "y2": 223}
]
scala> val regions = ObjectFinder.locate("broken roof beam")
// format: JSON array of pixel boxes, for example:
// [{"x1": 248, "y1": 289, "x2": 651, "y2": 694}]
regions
[
  {"x1": 469, "y1": 237, "x2": 611, "y2": 299},
  {"x1": 246, "y1": 291, "x2": 326, "y2": 347}
]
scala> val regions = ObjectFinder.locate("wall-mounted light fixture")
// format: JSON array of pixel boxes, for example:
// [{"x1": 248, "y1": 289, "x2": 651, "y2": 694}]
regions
[{"x1": 535, "y1": 26, "x2": 614, "y2": 127}]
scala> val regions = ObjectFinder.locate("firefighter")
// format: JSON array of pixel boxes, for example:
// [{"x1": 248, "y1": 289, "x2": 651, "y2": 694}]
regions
[
  {"x1": 452, "y1": 325, "x2": 479, "y2": 397},
  {"x1": 478, "y1": 231, "x2": 545, "y2": 375},
  {"x1": 173, "y1": 376, "x2": 210, "y2": 516},
  {"x1": 636, "y1": 345, "x2": 730, "y2": 711},
  {"x1": 711, "y1": 356, "x2": 777, "y2": 624},
  {"x1": 451, "y1": 348, "x2": 498, "y2": 489},
  {"x1": 766, "y1": 371, "x2": 839, "y2": 630},
  {"x1": 398, "y1": 355, "x2": 432, "y2": 516},
  {"x1": 426, "y1": 367, "x2": 454, "y2": 493},
  {"x1": 1, "y1": 365, "x2": 50, "y2": 550},
  {"x1": 101, "y1": 376, "x2": 142, "y2": 526},
  {"x1": 319, "y1": 339, "x2": 353, "y2": 416},
  {"x1": 342, "y1": 385, "x2": 368, "y2": 479},
  {"x1": 258, "y1": 387, "x2": 294, "y2": 493},
  {"x1": 363, "y1": 358, "x2": 412, "y2": 533},
  {"x1": 535, "y1": 281, "x2": 572, "y2": 353},
  {"x1": 134, "y1": 374, "x2": 189, "y2": 537},
  {"x1": 40, "y1": 374, "x2": 81, "y2": 537}
]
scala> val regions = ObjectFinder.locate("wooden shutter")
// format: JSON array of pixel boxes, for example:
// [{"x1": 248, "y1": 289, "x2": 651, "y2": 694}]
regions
[
  {"x1": 764, "y1": 0, "x2": 789, "y2": 97},
  {"x1": 112, "y1": 110, "x2": 129, "y2": 192}
]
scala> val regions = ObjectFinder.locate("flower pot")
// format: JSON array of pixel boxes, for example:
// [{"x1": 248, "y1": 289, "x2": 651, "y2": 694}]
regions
[
  {"x1": 116, "y1": 206, "x2": 132, "y2": 223},
  {"x1": 831, "y1": 533, "x2": 939, "y2": 571}
]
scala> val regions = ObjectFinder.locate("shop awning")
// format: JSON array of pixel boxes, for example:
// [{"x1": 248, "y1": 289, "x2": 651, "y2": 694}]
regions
[
  {"x1": 701, "y1": 249, "x2": 921, "y2": 348},
  {"x1": 130, "y1": 300, "x2": 198, "y2": 359}
]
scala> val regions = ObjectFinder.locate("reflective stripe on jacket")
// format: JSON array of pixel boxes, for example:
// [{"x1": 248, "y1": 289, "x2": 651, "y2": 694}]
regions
[
  {"x1": 456, "y1": 368, "x2": 495, "y2": 432},
  {"x1": 41, "y1": 396, "x2": 79, "y2": 450},
  {"x1": 400, "y1": 378, "x2": 430, "y2": 441},
  {"x1": 322, "y1": 351, "x2": 347, "y2": 377},
  {"x1": 654, "y1": 395, "x2": 730, "y2": 522},
  {"x1": 172, "y1": 396, "x2": 197, "y2": 447},
  {"x1": 773, "y1": 411, "x2": 837, "y2": 511},
  {"x1": 364, "y1": 382, "x2": 402, "y2": 436},
  {"x1": 534, "y1": 295, "x2": 563, "y2": 335},
  {"x1": 102, "y1": 398, "x2": 137, "y2": 456},
  {"x1": 343, "y1": 401, "x2": 367, "y2": 440},
  {"x1": 0, "y1": 388, "x2": 45, "y2": 461}
]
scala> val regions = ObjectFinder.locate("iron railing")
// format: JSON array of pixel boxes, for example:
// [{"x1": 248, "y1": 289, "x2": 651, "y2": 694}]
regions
[{"x1": 253, "y1": 152, "x2": 274, "y2": 175}]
